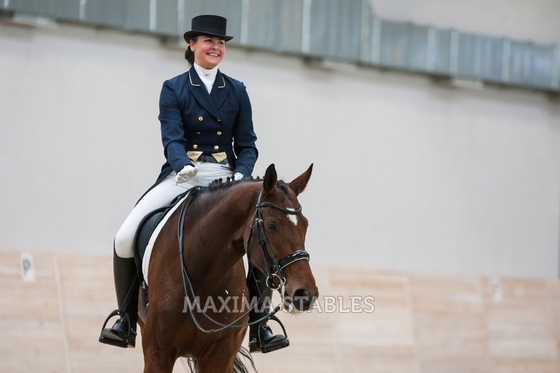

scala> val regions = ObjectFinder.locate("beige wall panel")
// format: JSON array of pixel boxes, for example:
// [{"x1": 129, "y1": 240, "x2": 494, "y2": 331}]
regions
[{"x1": 1, "y1": 252, "x2": 560, "y2": 372}]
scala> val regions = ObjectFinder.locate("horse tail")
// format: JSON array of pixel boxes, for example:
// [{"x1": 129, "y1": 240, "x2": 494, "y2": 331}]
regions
[{"x1": 233, "y1": 347, "x2": 258, "y2": 373}]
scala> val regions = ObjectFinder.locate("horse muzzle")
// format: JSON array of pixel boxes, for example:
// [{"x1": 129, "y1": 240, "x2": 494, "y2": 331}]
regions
[{"x1": 283, "y1": 287, "x2": 319, "y2": 313}]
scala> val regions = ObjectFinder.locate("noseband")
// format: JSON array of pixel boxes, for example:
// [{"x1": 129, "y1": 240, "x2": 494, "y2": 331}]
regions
[{"x1": 247, "y1": 188, "x2": 310, "y2": 291}]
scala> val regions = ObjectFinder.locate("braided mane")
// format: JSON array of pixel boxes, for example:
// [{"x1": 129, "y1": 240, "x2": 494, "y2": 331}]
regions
[
  {"x1": 206, "y1": 176, "x2": 261, "y2": 192},
  {"x1": 205, "y1": 176, "x2": 290, "y2": 195}
]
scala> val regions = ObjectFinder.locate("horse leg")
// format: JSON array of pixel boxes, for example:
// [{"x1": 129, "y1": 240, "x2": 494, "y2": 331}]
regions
[
  {"x1": 141, "y1": 326, "x2": 176, "y2": 373},
  {"x1": 142, "y1": 349, "x2": 176, "y2": 373},
  {"x1": 195, "y1": 333, "x2": 250, "y2": 373},
  {"x1": 196, "y1": 351, "x2": 237, "y2": 373}
]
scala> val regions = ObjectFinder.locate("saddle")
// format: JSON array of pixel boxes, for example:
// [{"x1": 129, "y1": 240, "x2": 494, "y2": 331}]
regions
[{"x1": 133, "y1": 190, "x2": 192, "y2": 283}]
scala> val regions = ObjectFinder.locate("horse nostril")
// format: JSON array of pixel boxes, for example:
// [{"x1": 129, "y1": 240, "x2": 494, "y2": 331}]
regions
[{"x1": 293, "y1": 288, "x2": 314, "y2": 311}]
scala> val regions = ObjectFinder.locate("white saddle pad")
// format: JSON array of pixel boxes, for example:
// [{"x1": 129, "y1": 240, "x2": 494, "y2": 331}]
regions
[{"x1": 142, "y1": 194, "x2": 188, "y2": 285}]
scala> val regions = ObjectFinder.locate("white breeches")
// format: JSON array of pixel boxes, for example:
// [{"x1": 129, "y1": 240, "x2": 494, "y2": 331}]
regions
[{"x1": 114, "y1": 162, "x2": 233, "y2": 258}]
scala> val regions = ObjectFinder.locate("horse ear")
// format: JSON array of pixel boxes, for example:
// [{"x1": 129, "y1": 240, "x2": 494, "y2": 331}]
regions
[
  {"x1": 263, "y1": 164, "x2": 277, "y2": 192},
  {"x1": 289, "y1": 164, "x2": 313, "y2": 196}
]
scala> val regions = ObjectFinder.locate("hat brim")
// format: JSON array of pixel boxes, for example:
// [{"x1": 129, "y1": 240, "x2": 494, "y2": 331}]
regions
[{"x1": 183, "y1": 31, "x2": 233, "y2": 42}]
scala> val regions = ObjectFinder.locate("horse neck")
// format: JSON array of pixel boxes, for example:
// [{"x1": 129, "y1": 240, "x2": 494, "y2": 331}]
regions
[{"x1": 184, "y1": 182, "x2": 260, "y2": 283}]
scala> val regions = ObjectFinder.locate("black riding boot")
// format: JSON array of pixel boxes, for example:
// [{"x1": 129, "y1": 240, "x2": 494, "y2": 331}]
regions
[
  {"x1": 99, "y1": 249, "x2": 139, "y2": 348},
  {"x1": 247, "y1": 266, "x2": 289, "y2": 353}
]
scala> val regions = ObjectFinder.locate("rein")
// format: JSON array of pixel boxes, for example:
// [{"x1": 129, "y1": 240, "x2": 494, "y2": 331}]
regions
[{"x1": 176, "y1": 184, "x2": 310, "y2": 334}]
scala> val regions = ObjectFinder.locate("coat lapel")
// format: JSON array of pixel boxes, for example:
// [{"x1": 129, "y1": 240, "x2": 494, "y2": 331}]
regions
[
  {"x1": 187, "y1": 67, "x2": 220, "y2": 119},
  {"x1": 210, "y1": 70, "x2": 228, "y2": 110}
]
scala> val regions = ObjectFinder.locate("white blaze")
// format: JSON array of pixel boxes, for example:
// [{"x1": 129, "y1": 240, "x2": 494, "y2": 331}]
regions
[{"x1": 287, "y1": 209, "x2": 298, "y2": 226}]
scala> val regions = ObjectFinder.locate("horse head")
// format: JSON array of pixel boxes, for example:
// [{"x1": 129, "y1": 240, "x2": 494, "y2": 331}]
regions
[{"x1": 246, "y1": 163, "x2": 318, "y2": 313}]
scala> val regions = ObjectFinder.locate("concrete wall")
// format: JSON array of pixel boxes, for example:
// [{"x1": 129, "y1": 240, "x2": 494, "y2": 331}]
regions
[{"x1": 1, "y1": 3, "x2": 559, "y2": 278}]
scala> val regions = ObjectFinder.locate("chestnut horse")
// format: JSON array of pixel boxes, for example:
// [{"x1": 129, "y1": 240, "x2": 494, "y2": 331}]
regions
[{"x1": 139, "y1": 164, "x2": 318, "y2": 373}]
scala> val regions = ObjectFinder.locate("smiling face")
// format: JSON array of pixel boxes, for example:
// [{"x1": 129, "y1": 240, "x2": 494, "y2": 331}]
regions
[{"x1": 188, "y1": 35, "x2": 226, "y2": 69}]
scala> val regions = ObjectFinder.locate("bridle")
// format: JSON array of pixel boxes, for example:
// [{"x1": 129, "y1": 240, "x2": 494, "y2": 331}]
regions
[
  {"x1": 176, "y1": 185, "x2": 310, "y2": 333},
  {"x1": 246, "y1": 188, "x2": 310, "y2": 291}
]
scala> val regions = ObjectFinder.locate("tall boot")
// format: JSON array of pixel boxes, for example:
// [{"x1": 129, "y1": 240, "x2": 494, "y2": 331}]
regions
[
  {"x1": 247, "y1": 265, "x2": 289, "y2": 353},
  {"x1": 99, "y1": 249, "x2": 139, "y2": 348}
]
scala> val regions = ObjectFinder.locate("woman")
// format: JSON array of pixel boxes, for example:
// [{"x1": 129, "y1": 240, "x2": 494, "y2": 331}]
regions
[{"x1": 99, "y1": 14, "x2": 289, "y2": 354}]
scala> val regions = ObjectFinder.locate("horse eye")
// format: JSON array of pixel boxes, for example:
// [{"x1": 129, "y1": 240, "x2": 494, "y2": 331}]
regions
[{"x1": 266, "y1": 222, "x2": 278, "y2": 231}]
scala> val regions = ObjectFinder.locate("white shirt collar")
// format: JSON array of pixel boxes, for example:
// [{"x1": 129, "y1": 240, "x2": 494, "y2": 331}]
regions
[
  {"x1": 194, "y1": 63, "x2": 218, "y2": 78},
  {"x1": 193, "y1": 63, "x2": 218, "y2": 94}
]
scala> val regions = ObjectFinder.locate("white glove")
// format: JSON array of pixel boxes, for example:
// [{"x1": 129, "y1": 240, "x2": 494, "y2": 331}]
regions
[
  {"x1": 233, "y1": 172, "x2": 244, "y2": 181},
  {"x1": 175, "y1": 164, "x2": 199, "y2": 184}
]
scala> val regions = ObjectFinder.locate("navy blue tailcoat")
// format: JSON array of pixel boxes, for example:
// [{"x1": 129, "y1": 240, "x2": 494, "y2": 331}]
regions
[{"x1": 155, "y1": 66, "x2": 258, "y2": 183}]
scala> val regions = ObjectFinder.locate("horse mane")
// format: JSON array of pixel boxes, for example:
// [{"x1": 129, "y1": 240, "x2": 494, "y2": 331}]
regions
[
  {"x1": 205, "y1": 176, "x2": 291, "y2": 196},
  {"x1": 206, "y1": 176, "x2": 262, "y2": 192}
]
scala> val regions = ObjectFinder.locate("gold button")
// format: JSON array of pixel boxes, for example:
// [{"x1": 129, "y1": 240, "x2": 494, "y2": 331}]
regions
[
  {"x1": 193, "y1": 144, "x2": 198, "y2": 149},
  {"x1": 213, "y1": 145, "x2": 219, "y2": 150},
  {"x1": 198, "y1": 116, "x2": 203, "y2": 121},
  {"x1": 217, "y1": 131, "x2": 222, "y2": 135},
  {"x1": 217, "y1": 118, "x2": 221, "y2": 122},
  {"x1": 196, "y1": 131, "x2": 201, "y2": 135}
]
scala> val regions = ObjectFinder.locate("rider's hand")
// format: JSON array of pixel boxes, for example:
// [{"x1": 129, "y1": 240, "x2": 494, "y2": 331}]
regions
[
  {"x1": 175, "y1": 164, "x2": 198, "y2": 184},
  {"x1": 233, "y1": 172, "x2": 244, "y2": 181}
]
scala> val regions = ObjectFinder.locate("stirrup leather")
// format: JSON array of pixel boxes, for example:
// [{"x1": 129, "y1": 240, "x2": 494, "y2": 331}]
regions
[
  {"x1": 98, "y1": 310, "x2": 136, "y2": 348},
  {"x1": 249, "y1": 315, "x2": 290, "y2": 353}
]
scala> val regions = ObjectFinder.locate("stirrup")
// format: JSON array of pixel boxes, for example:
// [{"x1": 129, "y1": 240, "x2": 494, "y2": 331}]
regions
[
  {"x1": 98, "y1": 310, "x2": 136, "y2": 348},
  {"x1": 249, "y1": 315, "x2": 290, "y2": 354}
]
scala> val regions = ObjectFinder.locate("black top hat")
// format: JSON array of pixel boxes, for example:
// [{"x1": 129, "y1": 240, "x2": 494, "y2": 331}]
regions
[{"x1": 183, "y1": 15, "x2": 233, "y2": 42}]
